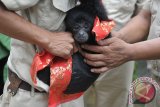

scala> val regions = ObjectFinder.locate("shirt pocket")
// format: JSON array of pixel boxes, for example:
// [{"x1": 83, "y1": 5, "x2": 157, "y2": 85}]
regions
[
  {"x1": 156, "y1": 17, "x2": 160, "y2": 28},
  {"x1": 0, "y1": 94, "x2": 2, "y2": 103},
  {"x1": 119, "y1": 0, "x2": 137, "y2": 12},
  {"x1": 1, "y1": 0, "x2": 40, "y2": 11},
  {"x1": 28, "y1": 0, "x2": 76, "y2": 31},
  {"x1": 51, "y1": 0, "x2": 76, "y2": 30},
  {"x1": 152, "y1": 11, "x2": 160, "y2": 38},
  {"x1": 103, "y1": 0, "x2": 136, "y2": 12},
  {"x1": 150, "y1": 0, "x2": 158, "y2": 21},
  {"x1": 103, "y1": 0, "x2": 122, "y2": 9},
  {"x1": 154, "y1": 26, "x2": 160, "y2": 38},
  {"x1": 52, "y1": 0, "x2": 76, "y2": 12}
]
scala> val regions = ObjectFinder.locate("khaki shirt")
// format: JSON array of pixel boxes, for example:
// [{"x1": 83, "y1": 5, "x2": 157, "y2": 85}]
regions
[
  {"x1": 102, "y1": 0, "x2": 148, "y2": 30},
  {"x1": 1, "y1": 0, "x2": 76, "y2": 91},
  {"x1": 143, "y1": 0, "x2": 160, "y2": 77}
]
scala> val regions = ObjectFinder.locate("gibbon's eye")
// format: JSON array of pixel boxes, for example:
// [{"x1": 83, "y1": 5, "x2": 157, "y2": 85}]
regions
[
  {"x1": 73, "y1": 25, "x2": 79, "y2": 31},
  {"x1": 84, "y1": 24, "x2": 88, "y2": 29}
]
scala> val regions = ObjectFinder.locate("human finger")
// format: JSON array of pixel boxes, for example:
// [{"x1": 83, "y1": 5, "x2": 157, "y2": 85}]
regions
[
  {"x1": 84, "y1": 59, "x2": 107, "y2": 67},
  {"x1": 98, "y1": 37, "x2": 118, "y2": 46},
  {"x1": 82, "y1": 52, "x2": 104, "y2": 61},
  {"x1": 81, "y1": 44, "x2": 104, "y2": 53},
  {"x1": 91, "y1": 67, "x2": 110, "y2": 73}
]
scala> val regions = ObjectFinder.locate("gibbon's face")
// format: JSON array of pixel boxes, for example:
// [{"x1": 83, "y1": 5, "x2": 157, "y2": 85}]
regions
[{"x1": 72, "y1": 19, "x2": 93, "y2": 43}]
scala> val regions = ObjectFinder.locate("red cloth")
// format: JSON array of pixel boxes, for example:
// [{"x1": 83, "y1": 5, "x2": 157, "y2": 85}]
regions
[
  {"x1": 30, "y1": 51, "x2": 83, "y2": 107},
  {"x1": 92, "y1": 16, "x2": 115, "y2": 41},
  {"x1": 30, "y1": 16, "x2": 115, "y2": 107}
]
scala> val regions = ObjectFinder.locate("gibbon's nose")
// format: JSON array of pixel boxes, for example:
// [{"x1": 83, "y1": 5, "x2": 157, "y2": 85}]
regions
[
  {"x1": 75, "y1": 30, "x2": 89, "y2": 43},
  {"x1": 79, "y1": 30, "x2": 84, "y2": 35}
]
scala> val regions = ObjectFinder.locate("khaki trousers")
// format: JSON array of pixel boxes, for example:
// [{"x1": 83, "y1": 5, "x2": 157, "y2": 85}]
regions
[
  {"x1": 84, "y1": 61, "x2": 134, "y2": 107},
  {"x1": 0, "y1": 79, "x2": 84, "y2": 107}
]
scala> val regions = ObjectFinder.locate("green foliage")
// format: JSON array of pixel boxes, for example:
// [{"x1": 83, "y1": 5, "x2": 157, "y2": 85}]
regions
[{"x1": 133, "y1": 62, "x2": 138, "y2": 81}]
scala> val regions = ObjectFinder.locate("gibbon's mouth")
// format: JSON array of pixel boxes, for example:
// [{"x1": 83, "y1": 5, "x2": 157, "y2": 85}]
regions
[{"x1": 74, "y1": 33, "x2": 89, "y2": 44}]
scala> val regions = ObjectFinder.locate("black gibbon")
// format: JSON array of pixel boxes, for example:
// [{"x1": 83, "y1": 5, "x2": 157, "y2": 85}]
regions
[
  {"x1": 64, "y1": 0, "x2": 111, "y2": 94},
  {"x1": 37, "y1": 0, "x2": 111, "y2": 94}
]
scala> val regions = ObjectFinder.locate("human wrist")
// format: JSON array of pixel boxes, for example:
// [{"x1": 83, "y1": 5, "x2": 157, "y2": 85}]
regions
[
  {"x1": 125, "y1": 43, "x2": 136, "y2": 61},
  {"x1": 112, "y1": 31, "x2": 126, "y2": 42},
  {"x1": 35, "y1": 30, "x2": 52, "y2": 49},
  {"x1": 126, "y1": 42, "x2": 145, "y2": 61}
]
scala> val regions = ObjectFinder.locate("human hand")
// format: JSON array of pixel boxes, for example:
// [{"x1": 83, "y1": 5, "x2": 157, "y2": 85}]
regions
[
  {"x1": 43, "y1": 32, "x2": 76, "y2": 59},
  {"x1": 111, "y1": 31, "x2": 123, "y2": 38},
  {"x1": 81, "y1": 37, "x2": 133, "y2": 73}
]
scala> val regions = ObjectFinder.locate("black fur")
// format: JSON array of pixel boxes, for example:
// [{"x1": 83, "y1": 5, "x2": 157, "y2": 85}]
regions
[
  {"x1": 37, "y1": 0, "x2": 110, "y2": 94},
  {"x1": 65, "y1": 0, "x2": 109, "y2": 44},
  {"x1": 64, "y1": 0, "x2": 111, "y2": 94}
]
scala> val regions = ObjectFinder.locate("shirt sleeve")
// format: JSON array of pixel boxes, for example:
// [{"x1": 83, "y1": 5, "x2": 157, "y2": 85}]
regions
[
  {"x1": 142, "y1": 0, "x2": 151, "y2": 11},
  {"x1": 135, "y1": 0, "x2": 151, "y2": 14},
  {"x1": 1, "y1": 0, "x2": 39, "y2": 11}
]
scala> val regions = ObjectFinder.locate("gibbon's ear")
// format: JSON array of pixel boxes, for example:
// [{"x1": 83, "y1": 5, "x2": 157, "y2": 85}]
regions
[
  {"x1": 94, "y1": 0, "x2": 108, "y2": 21},
  {"x1": 79, "y1": 0, "x2": 108, "y2": 21}
]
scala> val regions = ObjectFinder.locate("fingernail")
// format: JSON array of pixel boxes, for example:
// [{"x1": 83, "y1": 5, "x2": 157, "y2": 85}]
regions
[
  {"x1": 91, "y1": 69, "x2": 95, "y2": 72},
  {"x1": 81, "y1": 45, "x2": 84, "y2": 48},
  {"x1": 98, "y1": 41, "x2": 103, "y2": 45}
]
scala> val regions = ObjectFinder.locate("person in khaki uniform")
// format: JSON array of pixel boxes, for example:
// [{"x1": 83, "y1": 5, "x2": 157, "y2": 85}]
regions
[
  {"x1": 0, "y1": 0, "x2": 85, "y2": 107},
  {"x1": 81, "y1": 0, "x2": 160, "y2": 107},
  {"x1": 84, "y1": 0, "x2": 147, "y2": 107}
]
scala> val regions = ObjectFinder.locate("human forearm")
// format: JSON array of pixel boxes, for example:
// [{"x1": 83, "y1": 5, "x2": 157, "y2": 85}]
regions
[
  {"x1": 81, "y1": 37, "x2": 160, "y2": 73},
  {"x1": 0, "y1": 1, "x2": 74, "y2": 58},
  {"x1": 130, "y1": 38, "x2": 160, "y2": 60},
  {"x1": 0, "y1": 1, "x2": 49, "y2": 46},
  {"x1": 116, "y1": 10, "x2": 151, "y2": 43}
]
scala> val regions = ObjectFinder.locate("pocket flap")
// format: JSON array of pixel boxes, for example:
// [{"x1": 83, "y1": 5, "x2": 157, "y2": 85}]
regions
[{"x1": 52, "y1": 0, "x2": 75, "y2": 12}]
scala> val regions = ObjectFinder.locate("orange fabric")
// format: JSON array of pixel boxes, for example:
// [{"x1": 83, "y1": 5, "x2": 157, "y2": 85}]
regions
[
  {"x1": 92, "y1": 16, "x2": 115, "y2": 41},
  {"x1": 30, "y1": 51, "x2": 54, "y2": 84},
  {"x1": 48, "y1": 57, "x2": 83, "y2": 107},
  {"x1": 30, "y1": 51, "x2": 82, "y2": 107},
  {"x1": 30, "y1": 16, "x2": 115, "y2": 107}
]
